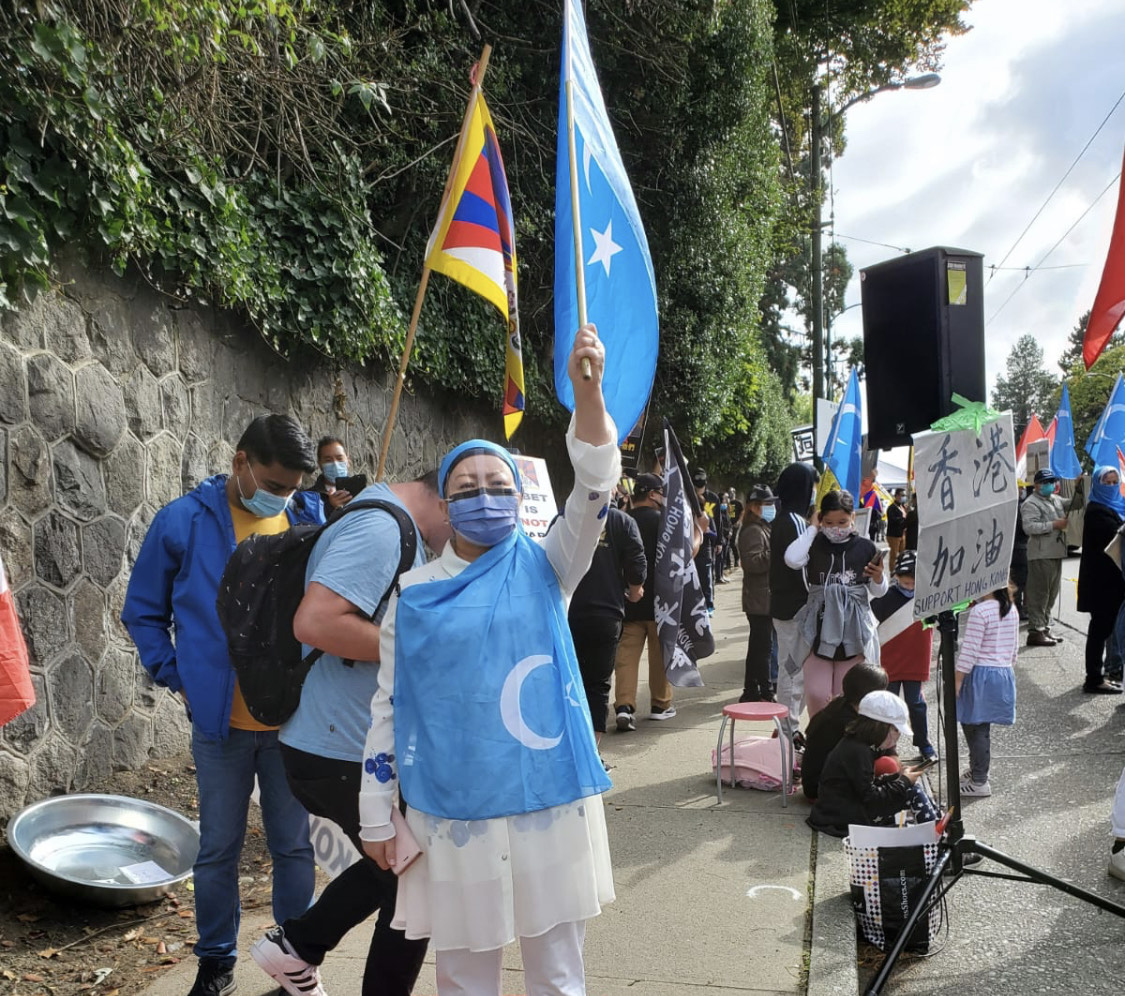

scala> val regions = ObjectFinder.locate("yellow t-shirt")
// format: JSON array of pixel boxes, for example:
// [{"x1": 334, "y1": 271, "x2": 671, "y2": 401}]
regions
[{"x1": 228, "y1": 502, "x2": 291, "y2": 732}]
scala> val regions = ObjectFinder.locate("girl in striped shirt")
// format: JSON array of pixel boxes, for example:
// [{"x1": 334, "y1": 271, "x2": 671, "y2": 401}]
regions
[{"x1": 955, "y1": 585, "x2": 1019, "y2": 798}]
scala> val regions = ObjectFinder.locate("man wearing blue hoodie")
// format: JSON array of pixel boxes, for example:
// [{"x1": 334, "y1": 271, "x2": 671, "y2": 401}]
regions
[{"x1": 122, "y1": 414, "x2": 323, "y2": 996}]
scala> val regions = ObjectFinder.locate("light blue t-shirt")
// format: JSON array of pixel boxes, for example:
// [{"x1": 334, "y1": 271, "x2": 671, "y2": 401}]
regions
[{"x1": 280, "y1": 483, "x2": 424, "y2": 761}]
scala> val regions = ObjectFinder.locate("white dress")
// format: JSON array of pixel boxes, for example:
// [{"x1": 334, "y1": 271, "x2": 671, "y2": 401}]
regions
[{"x1": 358, "y1": 417, "x2": 619, "y2": 952}]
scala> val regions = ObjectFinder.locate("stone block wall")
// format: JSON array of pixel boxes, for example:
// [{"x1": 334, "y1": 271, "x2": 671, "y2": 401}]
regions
[{"x1": 0, "y1": 262, "x2": 495, "y2": 822}]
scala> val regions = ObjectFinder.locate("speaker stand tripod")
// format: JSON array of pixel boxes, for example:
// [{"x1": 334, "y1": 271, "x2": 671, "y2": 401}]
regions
[{"x1": 865, "y1": 609, "x2": 1125, "y2": 995}]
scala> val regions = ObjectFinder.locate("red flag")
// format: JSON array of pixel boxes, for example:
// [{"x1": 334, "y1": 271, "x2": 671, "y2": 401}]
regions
[
  {"x1": 1015, "y1": 414, "x2": 1046, "y2": 483},
  {"x1": 1118, "y1": 446, "x2": 1125, "y2": 497},
  {"x1": 0, "y1": 551, "x2": 34, "y2": 727},
  {"x1": 1044, "y1": 415, "x2": 1058, "y2": 450},
  {"x1": 1084, "y1": 148, "x2": 1125, "y2": 369}
]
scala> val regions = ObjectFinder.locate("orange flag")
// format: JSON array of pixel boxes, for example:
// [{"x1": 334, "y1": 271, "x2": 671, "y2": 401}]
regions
[{"x1": 0, "y1": 550, "x2": 34, "y2": 727}]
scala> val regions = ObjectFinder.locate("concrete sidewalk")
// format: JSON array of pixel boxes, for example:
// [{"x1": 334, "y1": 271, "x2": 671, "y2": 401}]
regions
[
  {"x1": 142, "y1": 554, "x2": 1125, "y2": 996},
  {"x1": 144, "y1": 569, "x2": 836, "y2": 995},
  {"x1": 852, "y1": 555, "x2": 1125, "y2": 995}
]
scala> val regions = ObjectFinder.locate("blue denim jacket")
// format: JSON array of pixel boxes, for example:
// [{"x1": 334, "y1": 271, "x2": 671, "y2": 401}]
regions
[{"x1": 121, "y1": 475, "x2": 324, "y2": 738}]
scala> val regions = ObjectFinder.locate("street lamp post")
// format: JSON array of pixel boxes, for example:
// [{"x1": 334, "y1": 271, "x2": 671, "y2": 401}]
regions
[{"x1": 810, "y1": 73, "x2": 941, "y2": 454}]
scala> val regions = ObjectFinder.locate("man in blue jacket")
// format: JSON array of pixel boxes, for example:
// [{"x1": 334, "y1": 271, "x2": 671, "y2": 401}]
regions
[{"x1": 122, "y1": 414, "x2": 323, "y2": 996}]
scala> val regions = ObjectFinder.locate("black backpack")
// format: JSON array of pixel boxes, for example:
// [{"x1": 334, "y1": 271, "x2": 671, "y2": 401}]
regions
[{"x1": 215, "y1": 498, "x2": 418, "y2": 726}]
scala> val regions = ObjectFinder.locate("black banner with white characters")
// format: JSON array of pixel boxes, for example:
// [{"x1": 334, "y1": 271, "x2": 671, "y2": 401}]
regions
[{"x1": 655, "y1": 422, "x2": 714, "y2": 686}]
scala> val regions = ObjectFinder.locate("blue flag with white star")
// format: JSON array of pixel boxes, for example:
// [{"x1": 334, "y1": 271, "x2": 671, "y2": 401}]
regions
[
  {"x1": 1050, "y1": 383, "x2": 1084, "y2": 479},
  {"x1": 554, "y1": 0, "x2": 658, "y2": 442},
  {"x1": 822, "y1": 368, "x2": 863, "y2": 501},
  {"x1": 1086, "y1": 372, "x2": 1125, "y2": 469}
]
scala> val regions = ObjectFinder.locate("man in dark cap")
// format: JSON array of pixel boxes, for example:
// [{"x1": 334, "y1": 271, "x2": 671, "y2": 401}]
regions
[
  {"x1": 771, "y1": 462, "x2": 819, "y2": 742},
  {"x1": 613, "y1": 474, "x2": 677, "y2": 727},
  {"x1": 1020, "y1": 468, "x2": 1068, "y2": 647},
  {"x1": 738, "y1": 484, "x2": 778, "y2": 701},
  {"x1": 692, "y1": 468, "x2": 718, "y2": 612}
]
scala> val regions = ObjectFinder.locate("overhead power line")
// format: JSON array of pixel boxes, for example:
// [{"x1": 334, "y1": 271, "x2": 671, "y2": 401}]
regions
[
  {"x1": 987, "y1": 88, "x2": 1125, "y2": 283},
  {"x1": 987, "y1": 170, "x2": 1122, "y2": 326}
]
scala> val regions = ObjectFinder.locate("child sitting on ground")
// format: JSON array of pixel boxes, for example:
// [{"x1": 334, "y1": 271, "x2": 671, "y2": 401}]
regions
[
  {"x1": 956, "y1": 585, "x2": 1019, "y2": 798},
  {"x1": 871, "y1": 550, "x2": 938, "y2": 763},
  {"x1": 801, "y1": 663, "x2": 889, "y2": 801},
  {"x1": 807, "y1": 690, "x2": 939, "y2": 838}
]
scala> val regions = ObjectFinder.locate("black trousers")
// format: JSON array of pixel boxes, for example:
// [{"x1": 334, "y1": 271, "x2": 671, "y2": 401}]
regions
[
  {"x1": 569, "y1": 614, "x2": 623, "y2": 734},
  {"x1": 1085, "y1": 607, "x2": 1117, "y2": 688},
  {"x1": 279, "y1": 745, "x2": 427, "y2": 996},
  {"x1": 743, "y1": 613, "x2": 773, "y2": 698}
]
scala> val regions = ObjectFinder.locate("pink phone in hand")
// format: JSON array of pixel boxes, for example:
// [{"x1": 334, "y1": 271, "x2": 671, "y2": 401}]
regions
[{"x1": 389, "y1": 808, "x2": 422, "y2": 875}]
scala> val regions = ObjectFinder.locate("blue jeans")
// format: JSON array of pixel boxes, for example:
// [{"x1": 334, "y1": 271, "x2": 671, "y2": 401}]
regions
[
  {"x1": 191, "y1": 725, "x2": 315, "y2": 963},
  {"x1": 886, "y1": 680, "x2": 932, "y2": 753}
]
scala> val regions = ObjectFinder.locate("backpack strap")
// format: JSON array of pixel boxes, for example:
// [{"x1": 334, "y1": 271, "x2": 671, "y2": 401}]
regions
[{"x1": 300, "y1": 497, "x2": 420, "y2": 666}]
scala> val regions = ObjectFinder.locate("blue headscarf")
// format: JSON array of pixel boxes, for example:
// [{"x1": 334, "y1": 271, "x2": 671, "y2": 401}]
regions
[
  {"x1": 1090, "y1": 465, "x2": 1125, "y2": 520},
  {"x1": 438, "y1": 439, "x2": 521, "y2": 497}
]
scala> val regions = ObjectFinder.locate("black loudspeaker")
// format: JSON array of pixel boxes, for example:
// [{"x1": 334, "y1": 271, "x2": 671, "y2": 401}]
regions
[{"x1": 860, "y1": 246, "x2": 986, "y2": 449}]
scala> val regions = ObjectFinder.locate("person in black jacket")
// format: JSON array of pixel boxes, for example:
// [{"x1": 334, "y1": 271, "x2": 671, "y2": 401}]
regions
[
  {"x1": 801, "y1": 664, "x2": 888, "y2": 801},
  {"x1": 807, "y1": 690, "x2": 935, "y2": 837},
  {"x1": 569, "y1": 506, "x2": 648, "y2": 743},
  {"x1": 1076, "y1": 467, "x2": 1125, "y2": 694},
  {"x1": 771, "y1": 463, "x2": 818, "y2": 742},
  {"x1": 1011, "y1": 486, "x2": 1031, "y2": 619},
  {"x1": 614, "y1": 474, "x2": 677, "y2": 727}
]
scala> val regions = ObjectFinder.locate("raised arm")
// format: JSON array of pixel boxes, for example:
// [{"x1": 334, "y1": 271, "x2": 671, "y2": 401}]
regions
[
  {"x1": 784, "y1": 525, "x2": 818, "y2": 570},
  {"x1": 541, "y1": 326, "x2": 621, "y2": 595}
]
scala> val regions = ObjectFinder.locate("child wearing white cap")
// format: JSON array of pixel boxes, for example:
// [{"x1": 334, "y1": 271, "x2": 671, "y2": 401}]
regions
[{"x1": 806, "y1": 691, "x2": 939, "y2": 838}]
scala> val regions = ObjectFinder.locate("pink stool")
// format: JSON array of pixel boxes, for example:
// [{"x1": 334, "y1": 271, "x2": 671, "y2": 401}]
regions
[{"x1": 715, "y1": 702, "x2": 794, "y2": 805}]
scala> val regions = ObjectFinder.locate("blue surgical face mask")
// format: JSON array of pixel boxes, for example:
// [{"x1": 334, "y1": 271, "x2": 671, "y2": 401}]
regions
[
  {"x1": 894, "y1": 581, "x2": 915, "y2": 599},
  {"x1": 237, "y1": 463, "x2": 292, "y2": 518},
  {"x1": 761, "y1": 505, "x2": 776, "y2": 523},
  {"x1": 1039, "y1": 484, "x2": 1055, "y2": 497},
  {"x1": 321, "y1": 460, "x2": 348, "y2": 482},
  {"x1": 448, "y1": 487, "x2": 521, "y2": 547}
]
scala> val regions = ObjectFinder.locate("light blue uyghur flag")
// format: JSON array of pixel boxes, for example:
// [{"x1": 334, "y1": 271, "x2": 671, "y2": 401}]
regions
[
  {"x1": 822, "y1": 368, "x2": 863, "y2": 500},
  {"x1": 554, "y1": 0, "x2": 658, "y2": 443},
  {"x1": 1050, "y1": 383, "x2": 1084, "y2": 479},
  {"x1": 1085, "y1": 372, "x2": 1125, "y2": 468}
]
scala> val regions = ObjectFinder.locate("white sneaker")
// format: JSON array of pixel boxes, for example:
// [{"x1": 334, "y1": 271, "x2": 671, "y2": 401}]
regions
[
  {"x1": 959, "y1": 777, "x2": 992, "y2": 798},
  {"x1": 648, "y1": 705, "x2": 677, "y2": 721},
  {"x1": 1109, "y1": 846, "x2": 1125, "y2": 881},
  {"x1": 615, "y1": 707, "x2": 636, "y2": 732},
  {"x1": 251, "y1": 927, "x2": 326, "y2": 996}
]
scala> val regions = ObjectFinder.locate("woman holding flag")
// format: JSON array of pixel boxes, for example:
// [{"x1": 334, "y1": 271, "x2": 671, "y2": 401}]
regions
[
  {"x1": 358, "y1": 326, "x2": 617, "y2": 995},
  {"x1": 1077, "y1": 467, "x2": 1125, "y2": 695}
]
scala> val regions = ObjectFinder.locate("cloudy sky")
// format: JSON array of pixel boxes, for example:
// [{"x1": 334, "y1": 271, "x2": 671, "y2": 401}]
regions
[{"x1": 827, "y1": 0, "x2": 1125, "y2": 401}]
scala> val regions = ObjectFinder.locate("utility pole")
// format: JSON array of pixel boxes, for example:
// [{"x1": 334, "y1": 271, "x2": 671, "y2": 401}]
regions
[{"x1": 810, "y1": 82, "x2": 825, "y2": 457}]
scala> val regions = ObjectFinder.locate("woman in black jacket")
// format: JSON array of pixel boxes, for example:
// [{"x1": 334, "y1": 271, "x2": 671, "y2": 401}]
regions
[{"x1": 1077, "y1": 467, "x2": 1125, "y2": 694}]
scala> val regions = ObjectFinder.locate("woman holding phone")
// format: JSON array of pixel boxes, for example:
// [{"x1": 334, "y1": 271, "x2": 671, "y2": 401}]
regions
[
  {"x1": 783, "y1": 489, "x2": 887, "y2": 717},
  {"x1": 357, "y1": 325, "x2": 618, "y2": 996}
]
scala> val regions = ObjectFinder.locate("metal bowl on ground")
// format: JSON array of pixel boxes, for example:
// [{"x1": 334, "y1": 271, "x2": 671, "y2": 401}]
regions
[{"x1": 6, "y1": 794, "x2": 199, "y2": 908}]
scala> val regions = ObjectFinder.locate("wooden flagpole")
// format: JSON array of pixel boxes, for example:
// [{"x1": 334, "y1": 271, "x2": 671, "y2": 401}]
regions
[
  {"x1": 376, "y1": 45, "x2": 493, "y2": 481},
  {"x1": 563, "y1": 7, "x2": 592, "y2": 381}
]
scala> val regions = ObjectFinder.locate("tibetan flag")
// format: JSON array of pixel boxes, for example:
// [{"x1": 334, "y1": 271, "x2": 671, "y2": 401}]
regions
[
  {"x1": 1049, "y1": 384, "x2": 1084, "y2": 479},
  {"x1": 555, "y1": 0, "x2": 658, "y2": 442},
  {"x1": 1117, "y1": 446, "x2": 1125, "y2": 497},
  {"x1": 1084, "y1": 147, "x2": 1125, "y2": 369},
  {"x1": 0, "y1": 550, "x2": 34, "y2": 727},
  {"x1": 821, "y1": 369, "x2": 863, "y2": 501},
  {"x1": 426, "y1": 89, "x2": 525, "y2": 438}
]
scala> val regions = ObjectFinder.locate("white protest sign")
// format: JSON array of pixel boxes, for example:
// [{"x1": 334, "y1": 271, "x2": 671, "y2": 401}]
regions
[
  {"x1": 512, "y1": 455, "x2": 559, "y2": 540},
  {"x1": 912, "y1": 413, "x2": 1019, "y2": 619}
]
